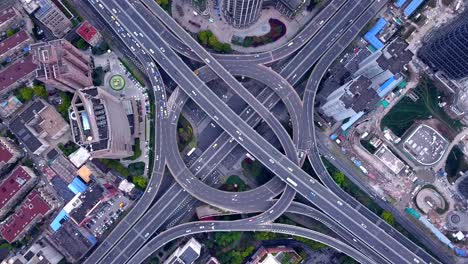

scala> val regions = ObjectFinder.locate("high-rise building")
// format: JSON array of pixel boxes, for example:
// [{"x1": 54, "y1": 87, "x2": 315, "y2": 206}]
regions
[
  {"x1": 69, "y1": 87, "x2": 134, "y2": 159},
  {"x1": 418, "y1": 11, "x2": 468, "y2": 79},
  {"x1": 30, "y1": 39, "x2": 93, "y2": 92},
  {"x1": 20, "y1": 0, "x2": 72, "y2": 38},
  {"x1": 222, "y1": 0, "x2": 263, "y2": 28}
]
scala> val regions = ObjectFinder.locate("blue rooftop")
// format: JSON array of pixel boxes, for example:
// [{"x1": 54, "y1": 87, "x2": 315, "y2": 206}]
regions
[
  {"x1": 68, "y1": 177, "x2": 87, "y2": 194},
  {"x1": 364, "y1": 18, "x2": 387, "y2": 50},
  {"x1": 50, "y1": 210, "x2": 68, "y2": 232},
  {"x1": 404, "y1": 0, "x2": 426, "y2": 17},
  {"x1": 341, "y1": 111, "x2": 365, "y2": 131},
  {"x1": 378, "y1": 76, "x2": 400, "y2": 97},
  {"x1": 394, "y1": 0, "x2": 408, "y2": 7}
]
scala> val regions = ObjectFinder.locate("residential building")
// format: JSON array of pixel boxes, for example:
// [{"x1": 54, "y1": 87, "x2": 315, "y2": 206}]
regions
[
  {"x1": 418, "y1": 11, "x2": 468, "y2": 79},
  {"x1": 0, "y1": 54, "x2": 36, "y2": 95},
  {"x1": 0, "y1": 6, "x2": 19, "y2": 32},
  {"x1": 0, "y1": 137, "x2": 21, "y2": 167},
  {"x1": 222, "y1": 0, "x2": 263, "y2": 28},
  {"x1": 1, "y1": 238, "x2": 64, "y2": 264},
  {"x1": 354, "y1": 37, "x2": 413, "y2": 93},
  {"x1": 9, "y1": 99, "x2": 69, "y2": 155},
  {"x1": 320, "y1": 76, "x2": 375, "y2": 121},
  {"x1": 0, "y1": 95, "x2": 23, "y2": 118},
  {"x1": 20, "y1": 0, "x2": 72, "y2": 38},
  {"x1": 46, "y1": 220, "x2": 96, "y2": 263},
  {"x1": 0, "y1": 166, "x2": 35, "y2": 218},
  {"x1": 68, "y1": 182, "x2": 105, "y2": 226},
  {"x1": 76, "y1": 21, "x2": 103, "y2": 47},
  {"x1": 163, "y1": 237, "x2": 202, "y2": 264},
  {"x1": 0, "y1": 191, "x2": 53, "y2": 243},
  {"x1": 70, "y1": 87, "x2": 134, "y2": 159},
  {"x1": 0, "y1": 30, "x2": 33, "y2": 62},
  {"x1": 30, "y1": 39, "x2": 93, "y2": 92}
]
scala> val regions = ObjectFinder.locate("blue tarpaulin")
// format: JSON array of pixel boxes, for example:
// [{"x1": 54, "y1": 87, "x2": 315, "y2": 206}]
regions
[
  {"x1": 404, "y1": 0, "x2": 426, "y2": 17},
  {"x1": 68, "y1": 177, "x2": 87, "y2": 194},
  {"x1": 364, "y1": 18, "x2": 387, "y2": 49},
  {"x1": 394, "y1": 0, "x2": 408, "y2": 7},
  {"x1": 378, "y1": 76, "x2": 401, "y2": 97},
  {"x1": 50, "y1": 210, "x2": 68, "y2": 231}
]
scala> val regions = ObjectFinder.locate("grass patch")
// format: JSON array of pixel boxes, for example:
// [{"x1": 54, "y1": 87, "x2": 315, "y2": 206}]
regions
[
  {"x1": 98, "y1": 160, "x2": 146, "y2": 189},
  {"x1": 72, "y1": 38, "x2": 88, "y2": 50},
  {"x1": 58, "y1": 141, "x2": 79, "y2": 156},
  {"x1": 241, "y1": 159, "x2": 274, "y2": 185},
  {"x1": 125, "y1": 138, "x2": 142, "y2": 160},
  {"x1": 177, "y1": 115, "x2": 196, "y2": 151},
  {"x1": 232, "y1": 19, "x2": 286, "y2": 48},
  {"x1": 220, "y1": 175, "x2": 249, "y2": 192},
  {"x1": 57, "y1": 91, "x2": 72, "y2": 121},
  {"x1": 445, "y1": 146, "x2": 468, "y2": 183},
  {"x1": 119, "y1": 58, "x2": 145, "y2": 87},
  {"x1": 381, "y1": 75, "x2": 463, "y2": 137}
]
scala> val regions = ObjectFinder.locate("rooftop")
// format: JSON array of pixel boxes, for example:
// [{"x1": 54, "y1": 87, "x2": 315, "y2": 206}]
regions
[
  {"x1": 0, "y1": 30, "x2": 30, "y2": 57},
  {"x1": 76, "y1": 21, "x2": 98, "y2": 42},
  {"x1": 0, "y1": 166, "x2": 32, "y2": 210},
  {"x1": 0, "y1": 138, "x2": 14, "y2": 165},
  {"x1": 48, "y1": 220, "x2": 96, "y2": 261},
  {"x1": 0, "y1": 7, "x2": 17, "y2": 25},
  {"x1": 0, "y1": 54, "x2": 36, "y2": 92},
  {"x1": 0, "y1": 191, "x2": 51, "y2": 243},
  {"x1": 403, "y1": 124, "x2": 449, "y2": 165},
  {"x1": 69, "y1": 182, "x2": 104, "y2": 225}
]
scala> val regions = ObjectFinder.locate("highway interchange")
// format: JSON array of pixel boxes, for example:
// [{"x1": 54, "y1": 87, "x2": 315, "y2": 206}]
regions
[{"x1": 81, "y1": 0, "x2": 450, "y2": 263}]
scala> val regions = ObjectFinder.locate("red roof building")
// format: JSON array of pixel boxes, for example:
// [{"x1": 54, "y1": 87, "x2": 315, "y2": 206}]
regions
[
  {"x1": 0, "y1": 191, "x2": 51, "y2": 243},
  {"x1": 76, "y1": 21, "x2": 102, "y2": 47},
  {"x1": 0, "y1": 7, "x2": 18, "y2": 32},
  {"x1": 0, "y1": 54, "x2": 36, "y2": 95},
  {"x1": 0, "y1": 166, "x2": 34, "y2": 211},
  {"x1": 0, "y1": 55, "x2": 37, "y2": 94},
  {"x1": 0, "y1": 30, "x2": 32, "y2": 61},
  {"x1": 0, "y1": 137, "x2": 20, "y2": 167}
]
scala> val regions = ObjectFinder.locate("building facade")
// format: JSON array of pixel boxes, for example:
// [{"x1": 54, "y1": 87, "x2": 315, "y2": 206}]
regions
[
  {"x1": 418, "y1": 11, "x2": 468, "y2": 79},
  {"x1": 222, "y1": 0, "x2": 264, "y2": 28},
  {"x1": 69, "y1": 87, "x2": 134, "y2": 159},
  {"x1": 20, "y1": 0, "x2": 72, "y2": 38},
  {"x1": 30, "y1": 39, "x2": 93, "y2": 92}
]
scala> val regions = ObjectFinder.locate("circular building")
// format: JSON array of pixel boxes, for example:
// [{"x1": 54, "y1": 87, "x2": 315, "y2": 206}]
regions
[
  {"x1": 415, "y1": 186, "x2": 447, "y2": 214},
  {"x1": 222, "y1": 0, "x2": 263, "y2": 28},
  {"x1": 109, "y1": 74, "x2": 126, "y2": 91}
]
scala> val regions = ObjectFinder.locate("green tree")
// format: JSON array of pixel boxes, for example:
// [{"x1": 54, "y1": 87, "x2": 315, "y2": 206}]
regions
[
  {"x1": 254, "y1": 231, "x2": 277, "y2": 240},
  {"x1": 208, "y1": 35, "x2": 219, "y2": 48},
  {"x1": 33, "y1": 84, "x2": 48, "y2": 98},
  {"x1": 16, "y1": 87, "x2": 34, "y2": 102},
  {"x1": 214, "y1": 232, "x2": 242, "y2": 247},
  {"x1": 381, "y1": 211, "x2": 394, "y2": 226},
  {"x1": 74, "y1": 38, "x2": 88, "y2": 50},
  {"x1": 132, "y1": 176, "x2": 148, "y2": 190},
  {"x1": 198, "y1": 30, "x2": 212, "y2": 46},
  {"x1": 57, "y1": 92, "x2": 72, "y2": 119},
  {"x1": 333, "y1": 171, "x2": 347, "y2": 188},
  {"x1": 6, "y1": 29, "x2": 15, "y2": 37}
]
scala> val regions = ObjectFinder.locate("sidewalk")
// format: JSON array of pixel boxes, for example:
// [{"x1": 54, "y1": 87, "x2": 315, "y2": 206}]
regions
[{"x1": 172, "y1": 0, "x2": 313, "y2": 53}]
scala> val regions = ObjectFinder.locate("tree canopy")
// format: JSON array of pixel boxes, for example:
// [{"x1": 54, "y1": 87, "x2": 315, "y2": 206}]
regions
[{"x1": 381, "y1": 211, "x2": 394, "y2": 226}]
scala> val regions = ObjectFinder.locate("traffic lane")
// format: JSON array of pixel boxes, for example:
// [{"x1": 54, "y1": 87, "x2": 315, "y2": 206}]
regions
[
  {"x1": 171, "y1": 89, "x2": 285, "y2": 198},
  {"x1": 102, "y1": 1, "x2": 419, "y2": 262},
  {"x1": 280, "y1": 0, "x2": 373, "y2": 80},
  {"x1": 134, "y1": 0, "x2": 347, "y2": 64},
  {"x1": 81, "y1": 6, "x2": 168, "y2": 262},
  {"x1": 123, "y1": 0, "x2": 299, "y2": 165},
  {"x1": 128, "y1": 221, "x2": 375, "y2": 264},
  {"x1": 316, "y1": 141, "x2": 448, "y2": 264}
]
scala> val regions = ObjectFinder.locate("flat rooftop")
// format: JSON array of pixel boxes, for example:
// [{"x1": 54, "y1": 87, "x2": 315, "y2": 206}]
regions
[
  {"x1": 403, "y1": 124, "x2": 449, "y2": 165},
  {"x1": 0, "y1": 166, "x2": 32, "y2": 210},
  {"x1": 0, "y1": 191, "x2": 50, "y2": 243},
  {"x1": 0, "y1": 54, "x2": 36, "y2": 92},
  {"x1": 0, "y1": 139, "x2": 14, "y2": 164},
  {"x1": 374, "y1": 145, "x2": 405, "y2": 174},
  {"x1": 0, "y1": 30, "x2": 29, "y2": 56}
]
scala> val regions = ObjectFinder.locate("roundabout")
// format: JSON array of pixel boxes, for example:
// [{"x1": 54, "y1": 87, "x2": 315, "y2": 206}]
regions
[{"x1": 109, "y1": 74, "x2": 126, "y2": 91}]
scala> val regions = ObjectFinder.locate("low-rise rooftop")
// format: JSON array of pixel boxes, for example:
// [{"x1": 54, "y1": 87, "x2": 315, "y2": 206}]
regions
[{"x1": 0, "y1": 191, "x2": 51, "y2": 243}]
